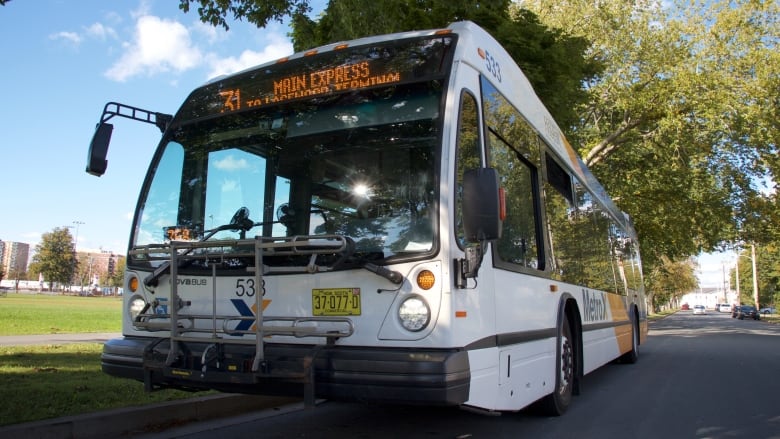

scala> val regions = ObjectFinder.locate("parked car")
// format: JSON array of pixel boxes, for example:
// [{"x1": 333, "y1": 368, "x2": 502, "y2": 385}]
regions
[
  {"x1": 719, "y1": 303, "x2": 732, "y2": 313},
  {"x1": 731, "y1": 305, "x2": 740, "y2": 318},
  {"x1": 681, "y1": 303, "x2": 690, "y2": 311},
  {"x1": 736, "y1": 305, "x2": 760, "y2": 320},
  {"x1": 693, "y1": 305, "x2": 706, "y2": 315},
  {"x1": 759, "y1": 307, "x2": 776, "y2": 314}
]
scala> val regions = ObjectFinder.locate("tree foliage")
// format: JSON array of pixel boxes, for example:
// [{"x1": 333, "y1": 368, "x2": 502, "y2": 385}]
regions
[
  {"x1": 108, "y1": 257, "x2": 126, "y2": 289},
  {"x1": 178, "y1": 0, "x2": 311, "y2": 30},
  {"x1": 31, "y1": 227, "x2": 77, "y2": 288},
  {"x1": 730, "y1": 245, "x2": 780, "y2": 308},
  {"x1": 645, "y1": 256, "x2": 698, "y2": 311},
  {"x1": 520, "y1": 0, "x2": 780, "y2": 269}
]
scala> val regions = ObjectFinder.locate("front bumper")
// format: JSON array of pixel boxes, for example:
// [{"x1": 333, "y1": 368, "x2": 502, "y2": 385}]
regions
[{"x1": 102, "y1": 336, "x2": 470, "y2": 406}]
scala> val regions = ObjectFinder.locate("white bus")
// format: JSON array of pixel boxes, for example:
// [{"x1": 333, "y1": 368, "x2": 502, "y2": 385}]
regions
[{"x1": 90, "y1": 21, "x2": 646, "y2": 415}]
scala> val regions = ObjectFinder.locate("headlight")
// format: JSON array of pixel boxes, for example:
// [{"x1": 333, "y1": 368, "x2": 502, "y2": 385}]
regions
[
  {"x1": 398, "y1": 296, "x2": 430, "y2": 332},
  {"x1": 128, "y1": 295, "x2": 147, "y2": 321}
]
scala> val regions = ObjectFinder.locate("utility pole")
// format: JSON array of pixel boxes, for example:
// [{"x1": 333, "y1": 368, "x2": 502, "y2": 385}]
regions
[
  {"x1": 735, "y1": 244, "x2": 759, "y2": 309},
  {"x1": 751, "y1": 244, "x2": 759, "y2": 310}
]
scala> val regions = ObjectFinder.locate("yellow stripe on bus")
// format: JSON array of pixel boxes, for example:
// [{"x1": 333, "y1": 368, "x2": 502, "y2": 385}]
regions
[{"x1": 607, "y1": 294, "x2": 633, "y2": 354}]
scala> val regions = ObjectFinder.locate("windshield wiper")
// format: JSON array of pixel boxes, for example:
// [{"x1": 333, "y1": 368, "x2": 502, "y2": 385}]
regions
[
  {"x1": 340, "y1": 252, "x2": 403, "y2": 285},
  {"x1": 362, "y1": 261, "x2": 404, "y2": 285}
]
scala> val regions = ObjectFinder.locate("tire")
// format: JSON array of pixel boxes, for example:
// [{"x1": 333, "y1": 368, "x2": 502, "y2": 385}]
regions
[{"x1": 537, "y1": 317, "x2": 574, "y2": 416}]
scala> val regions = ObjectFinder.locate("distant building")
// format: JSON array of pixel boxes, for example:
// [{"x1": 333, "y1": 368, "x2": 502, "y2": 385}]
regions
[
  {"x1": 0, "y1": 240, "x2": 30, "y2": 278},
  {"x1": 76, "y1": 250, "x2": 121, "y2": 288},
  {"x1": 680, "y1": 287, "x2": 737, "y2": 309}
]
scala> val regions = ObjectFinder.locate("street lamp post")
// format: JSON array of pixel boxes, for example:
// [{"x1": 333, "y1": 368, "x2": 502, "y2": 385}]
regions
[{"x1": 72, "y1": 221, "x2": 84, "y2": 251}]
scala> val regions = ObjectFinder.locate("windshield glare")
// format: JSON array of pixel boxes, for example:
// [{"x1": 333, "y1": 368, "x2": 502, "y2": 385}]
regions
[{"x1": 132, "y1": 83, "x2": 441, "y2": 266}]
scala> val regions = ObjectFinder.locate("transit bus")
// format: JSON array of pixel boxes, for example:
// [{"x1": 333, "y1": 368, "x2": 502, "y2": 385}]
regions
[{"x1": 89, "y1": 21, "x2": 646, "y2": 415}]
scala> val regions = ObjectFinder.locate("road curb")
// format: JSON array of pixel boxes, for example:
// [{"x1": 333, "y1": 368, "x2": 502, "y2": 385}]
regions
[{"x1": 0, "y1": 393, "x2": 299, "y2": 439}]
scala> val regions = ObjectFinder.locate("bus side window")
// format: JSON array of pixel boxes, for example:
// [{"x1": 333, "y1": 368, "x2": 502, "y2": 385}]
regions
[
  {"x1": 608, "y1": 221, "x2": 643, "y2": 296},
  {"x1": 480, "y1": 77, "x2": 543, "y2": 271},
  {"x1": 455, "y1": 91, "x2": 481, "y2": 248},
  {"x1": 608, "y1": 222, "x2": 629, "y2": 296},
  {"x1": 489, "y1": 132, "x2": 541, "y2": 270},
  {"x1": 627, "y1": 242, "x2": 643, "y2": 293},
  {"x1": 572, "y1": 182, "x2": 616, "y2": 292},
  {"x1": 542, "y1": 152, "x2": 574, "y2": 280}
]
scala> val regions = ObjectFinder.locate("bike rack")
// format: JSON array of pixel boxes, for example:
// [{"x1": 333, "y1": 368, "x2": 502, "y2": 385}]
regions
[{"x1": 131, "y1": 235, "x2": 356, "y2": 405}]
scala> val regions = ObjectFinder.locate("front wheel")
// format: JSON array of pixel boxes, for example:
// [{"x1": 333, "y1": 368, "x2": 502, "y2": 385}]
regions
[{"x1": 537, "y1": 317, "x2": 574, "y2": 416}]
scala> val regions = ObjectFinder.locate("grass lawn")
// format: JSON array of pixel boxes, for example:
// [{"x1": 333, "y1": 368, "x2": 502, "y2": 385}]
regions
[
  {"x1": 0, "y1": 293, "x2": 122, "y2": 335},
  {"x1": 0, "y1": 293, "x2": 212, "y2": 426},
  {"x1": 0, "y1": 343, "x2": 210, "y2": 426}
]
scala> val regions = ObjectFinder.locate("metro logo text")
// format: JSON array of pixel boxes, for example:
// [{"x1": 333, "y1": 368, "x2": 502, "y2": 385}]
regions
[{"x1": 582, "y1": 289, "x2": 607, "y2": 322}]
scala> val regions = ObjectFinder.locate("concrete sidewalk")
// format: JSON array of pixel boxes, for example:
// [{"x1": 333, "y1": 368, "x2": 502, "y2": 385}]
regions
[{"x1": 0, "y1": 332, "x2": 121, "y2": 346}]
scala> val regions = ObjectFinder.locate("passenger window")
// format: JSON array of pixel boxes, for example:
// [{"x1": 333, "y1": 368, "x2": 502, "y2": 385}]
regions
[
  {"x1": 481, "y1": 76, "x2": 543, "y2": 271},
  {"x1": 543, "y1": 153, "x2": 574, "y2": 279},
  {"x1": 489, "y1": 132, "x2": 540, "y2": 269}
]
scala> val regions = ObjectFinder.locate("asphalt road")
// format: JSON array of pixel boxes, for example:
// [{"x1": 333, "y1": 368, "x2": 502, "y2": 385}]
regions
[{"x1": 132, "y1": 311, "x2": 780, "y2": 439}]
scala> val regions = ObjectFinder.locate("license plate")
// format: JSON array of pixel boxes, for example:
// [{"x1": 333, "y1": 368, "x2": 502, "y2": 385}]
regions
[{"x1": 312, "y1": 288, "x2": 361, "y2": 316}]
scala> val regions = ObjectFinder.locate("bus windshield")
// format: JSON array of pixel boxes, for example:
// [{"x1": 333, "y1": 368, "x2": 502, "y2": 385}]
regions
[{"x1": 130, "y1": 36, "x2": 454, "y2": 268}]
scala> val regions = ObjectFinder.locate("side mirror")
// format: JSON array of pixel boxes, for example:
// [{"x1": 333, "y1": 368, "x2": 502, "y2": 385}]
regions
[
  {"x1": 86, "y1": 122, "x2": 113, "y2": 177},
  {"x1": 462, "y1": 167, "x2": 503, "y2": 242}
]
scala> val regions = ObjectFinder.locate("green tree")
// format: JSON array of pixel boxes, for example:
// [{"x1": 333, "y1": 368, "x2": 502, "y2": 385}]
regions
[
  {"x1": 108, "y1": 257, "x2": 126, "y2": 290},
  {"x1": 26, "y1": 261, "x2": 41, "y2": 282},
  {"x1": 31, "y1": 227, "x2": 77, "y2": 290},
  {"x1": 178, "y1": 0, "x2": 311, "y2": 30},
  {"x1": 730, "y1": 245, "x2": 779, "y2": 308},
  {"x1": 645, "y1": 256, "x2": 699, "y2": 311},
  {"x1": 520, "y1": 0, "x2": 779, "y2": 270},
  {"x1": 74, "y1": 252, "x2": 92, "y2": 289}
]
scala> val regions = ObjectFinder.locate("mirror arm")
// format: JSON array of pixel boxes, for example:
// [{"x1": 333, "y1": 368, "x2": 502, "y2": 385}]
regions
[{"x1": 455, "y1": 244, "x2": 484, "y2": 289}]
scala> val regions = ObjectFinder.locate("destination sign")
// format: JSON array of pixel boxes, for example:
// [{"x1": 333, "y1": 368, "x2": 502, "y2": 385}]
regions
[
  {"x1": 217, "y1": 61, "x2": 402, "y2": 113},
  {"x1": 176, "y1": 36, "x2": 455, "y2": 122}
]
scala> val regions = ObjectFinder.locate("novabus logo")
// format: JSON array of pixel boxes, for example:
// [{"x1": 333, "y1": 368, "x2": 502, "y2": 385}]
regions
[{"x1": 175, "y1": 278, "x2": 207, "y2": 286}]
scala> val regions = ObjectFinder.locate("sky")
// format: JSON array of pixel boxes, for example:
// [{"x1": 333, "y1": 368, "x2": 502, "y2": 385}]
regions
[
  {"x1": 0, "y1": 0, "x2": 325, "y2": 253},
  {"x1": 0, "y1": 0, "x2": 731, "y2": 290}
]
